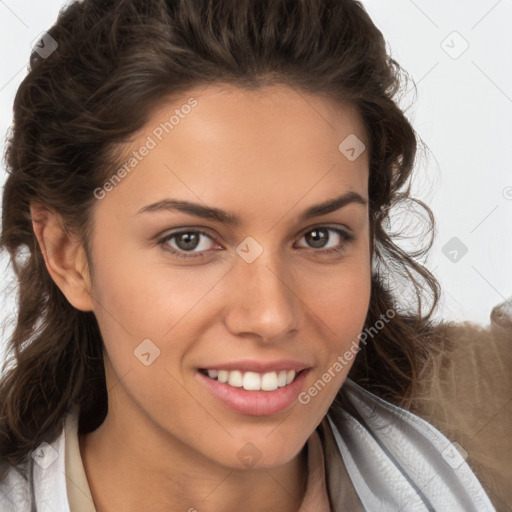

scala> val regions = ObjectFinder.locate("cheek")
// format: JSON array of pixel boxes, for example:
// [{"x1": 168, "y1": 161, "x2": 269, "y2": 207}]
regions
[
  {"x1": 89, "y1": 236, "x2": 221, "y2": 342},
  {"x1": 298, "y1": 258, "x2": 371, "y2": 392},
  {"x1": 302, "y1": 257, "x2": 372, "y2": 337},
  {"x1": 297, "y1": 276, "x2": 370, "y2": 418},
  {"x1": 87, "y1": 242, "x2": 210, "y2": 424}
]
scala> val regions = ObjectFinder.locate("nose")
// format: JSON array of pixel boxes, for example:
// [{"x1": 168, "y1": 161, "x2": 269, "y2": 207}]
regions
[{"x1": 223, "y1": 248, "x2": 301, "y2": 343}]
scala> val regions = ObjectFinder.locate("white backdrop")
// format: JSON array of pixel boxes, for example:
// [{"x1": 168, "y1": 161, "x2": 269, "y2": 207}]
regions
[{"x1": 1, "y1": 0, "x2": 511, "y2": 364}]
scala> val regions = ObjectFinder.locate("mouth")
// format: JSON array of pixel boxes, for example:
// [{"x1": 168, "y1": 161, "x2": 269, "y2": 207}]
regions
[
  {"x1": 198, "y1": 368, "x2": 304, "y2": 391},
  {"x1": 196, "y1": 366, "x2": 311, "y2": 416}
]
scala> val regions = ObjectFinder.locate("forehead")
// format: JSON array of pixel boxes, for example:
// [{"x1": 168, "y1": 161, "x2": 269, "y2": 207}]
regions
[
  {"x1": 147, "y1": 82, "x2": 369, "y2": 160},
  {"x1": 99, "y1": 83, "x2": 369, "y2": 219}
]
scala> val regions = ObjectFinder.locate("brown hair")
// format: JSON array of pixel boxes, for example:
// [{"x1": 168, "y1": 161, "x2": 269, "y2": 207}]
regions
[{"x1": 0, "y1": 0, "x2": 440, "y2": 480}]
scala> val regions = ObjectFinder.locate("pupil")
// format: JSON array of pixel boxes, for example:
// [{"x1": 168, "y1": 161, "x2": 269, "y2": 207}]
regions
[
  {"x1": 177, "y1": 232, "x2": 199, "y2": 251},
  {"x1": 307, "y1": 229, "x2": 328, "y2": 249}
]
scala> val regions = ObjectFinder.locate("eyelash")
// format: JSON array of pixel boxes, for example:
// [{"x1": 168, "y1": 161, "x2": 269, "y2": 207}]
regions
[{"x1": 157, "y1": 226, "x2": 354, "y2": 260}]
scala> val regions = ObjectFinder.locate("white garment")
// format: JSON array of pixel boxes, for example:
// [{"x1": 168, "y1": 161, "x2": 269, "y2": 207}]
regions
[
  {"x1": 0, "y1": 378, "x2": 496, "y2": 512},
  {"x1": 332, "y1": 379, "x2": 496, "y2": 511}
]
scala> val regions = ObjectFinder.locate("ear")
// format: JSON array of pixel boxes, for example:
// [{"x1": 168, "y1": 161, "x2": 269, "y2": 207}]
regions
[{"x1": 30, "y1": 202, "x2": 94, "y2": 312}]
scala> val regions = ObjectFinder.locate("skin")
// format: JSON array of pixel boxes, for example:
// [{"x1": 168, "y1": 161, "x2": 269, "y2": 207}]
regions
[{"x1": 31, "y1": 83, "x2": 371, "y2": 512}]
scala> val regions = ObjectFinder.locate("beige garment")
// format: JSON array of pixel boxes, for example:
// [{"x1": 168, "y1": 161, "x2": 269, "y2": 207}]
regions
[
  {"x1": 297, "y1": 429, "x2": 332, "y2": 511},
  {"x1": 64, "y1": 412, "x2": 96, "y2": 512},
  {"x1": 64, "y1": 412, "x2": 338, "y2": 511},
  {"x1": 410, "y1": 300, "x2": 512, "y2": 512},
  {"x1": 316, "y1": 415, "x2": 364, "y2": 511}
]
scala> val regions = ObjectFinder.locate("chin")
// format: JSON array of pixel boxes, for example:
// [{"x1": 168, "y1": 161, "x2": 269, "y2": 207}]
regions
[{"x1": 205, "y1": 435, "x2": 306, "y2": 471}]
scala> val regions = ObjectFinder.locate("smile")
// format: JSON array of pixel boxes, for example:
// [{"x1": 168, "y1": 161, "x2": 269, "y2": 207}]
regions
[
  {"x1": 196, "y1": 367, "x2": 311, "y2": 416},
  {"x1": 199, "y1": 369, "x2": 298, "y2": 391}
]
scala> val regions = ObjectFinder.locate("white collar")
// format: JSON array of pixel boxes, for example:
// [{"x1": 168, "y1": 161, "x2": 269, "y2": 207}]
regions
[{"x1": 328, "y1": 378, "x2": 496, "y2": 511}]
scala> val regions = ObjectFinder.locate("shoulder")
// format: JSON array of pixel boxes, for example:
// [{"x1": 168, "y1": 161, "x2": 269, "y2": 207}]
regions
[
  {"x1": 328, "y1": 378, "x2": 496, "y2": 511},
  {"x1": 0, "y1": 458, "x2": 32, "y2": 511},
  {"x1": 0, "y1": 412, "x2": 72, "y2": 512},
  {"x1": 411, "y1": 297, "x2": 512, "y2": 509}
]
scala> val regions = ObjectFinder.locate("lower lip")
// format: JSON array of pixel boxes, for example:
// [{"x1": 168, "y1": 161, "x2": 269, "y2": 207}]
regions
[{"x1": 196, "y1": 369, "x2": 310, "y2": 416}]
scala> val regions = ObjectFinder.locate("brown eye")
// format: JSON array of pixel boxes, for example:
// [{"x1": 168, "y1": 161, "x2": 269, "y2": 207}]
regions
[
  {"x1": 174, "y1": 232, "x2": 201, "y2": 251},
  {"x1": 297, "y1": 227, "x2": 353, "y2": 253},
  {"x1": 158, "y1": 230, "x2": 218, "y2": 259},
  {"x1": 304, "y1": 228, "x2": 330, "y2": 249}
]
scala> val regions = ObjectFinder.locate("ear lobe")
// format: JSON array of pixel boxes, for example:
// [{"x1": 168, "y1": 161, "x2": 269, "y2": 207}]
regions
[{"x1": 30, "y1": 202, "x2": 94, "y2": 312}]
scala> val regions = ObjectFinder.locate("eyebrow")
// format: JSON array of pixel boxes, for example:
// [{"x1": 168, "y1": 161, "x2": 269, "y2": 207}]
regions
[{"x1": 136, "y1": 191, "x2": 367, "y2": 225}]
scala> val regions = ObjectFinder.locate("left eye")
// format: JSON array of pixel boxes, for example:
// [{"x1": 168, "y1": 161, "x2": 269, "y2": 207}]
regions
[
  {"x1": 158, "y1": 230, "x2": 217, "y2": 259},
  {"x1": 296, "y1": 227, "x2": 352, "y2": 252},
  {"x1": 158, "y1": 226, "x2": 353, "y2": 260}
]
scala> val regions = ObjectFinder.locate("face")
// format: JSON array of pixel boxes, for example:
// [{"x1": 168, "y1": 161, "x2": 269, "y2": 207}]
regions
[{"x1": 86, "y1": 83, "x2": 371, "y2": 469}]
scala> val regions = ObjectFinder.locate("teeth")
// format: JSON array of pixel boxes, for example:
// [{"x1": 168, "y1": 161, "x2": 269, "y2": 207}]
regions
[
  {"x1": 205, "y1": 369, "x2": 298, "y2": 391},
  {"x1": 261, "y1": 372, "x2": 278, "y2": 391},
  {"x1": 243, "y1": 371, "x2": 261, "y2": 390},
  {"x1": 228, "y1": 370, "x2": 243, "y2": 387}
]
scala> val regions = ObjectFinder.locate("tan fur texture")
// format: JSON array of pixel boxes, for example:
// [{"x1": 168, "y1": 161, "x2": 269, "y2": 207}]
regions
[{"x1": 410, "y1": 298, "x2": 512, "y2": 510}]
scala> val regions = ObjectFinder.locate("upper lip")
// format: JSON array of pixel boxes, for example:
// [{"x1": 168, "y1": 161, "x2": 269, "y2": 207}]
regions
[{"x1": 199, "y1": 359, "x2": 311, "y2": 373}]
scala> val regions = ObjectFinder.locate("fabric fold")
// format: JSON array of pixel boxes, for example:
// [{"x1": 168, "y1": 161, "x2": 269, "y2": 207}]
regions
[{"x1": 328, "y1": 378, "x2": 496, "y2": 511}]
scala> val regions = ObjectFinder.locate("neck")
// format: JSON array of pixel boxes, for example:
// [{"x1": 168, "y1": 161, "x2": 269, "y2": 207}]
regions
[{"x1": 79, "y1": 407, "x2": 309, "y2": 512}]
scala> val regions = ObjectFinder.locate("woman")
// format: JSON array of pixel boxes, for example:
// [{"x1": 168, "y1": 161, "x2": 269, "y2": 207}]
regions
[{"x1": 0, "y1": 0, "x2": 501, "y2": 510}]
